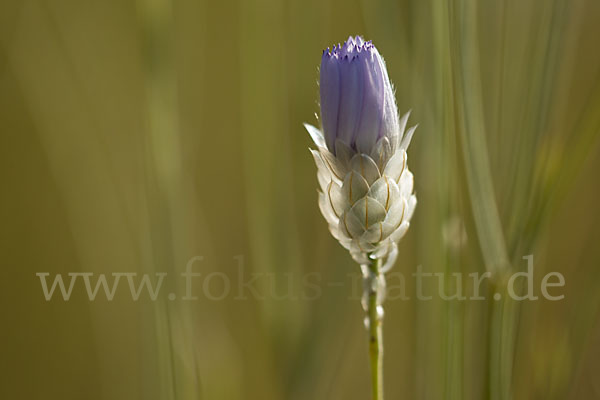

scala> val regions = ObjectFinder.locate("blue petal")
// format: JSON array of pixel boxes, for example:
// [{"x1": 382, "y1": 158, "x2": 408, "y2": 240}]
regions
[
  {"x1": 374, "y1": 47, "x2": 399, "y2": 145},
  {"x1": 336, "y1": 55, "x2": 363, "y2": 149},
  {"x1": 320, "y1": 51, "x2": 341, "y2": 151},
  {"x1": 355, "y1": 48, "x2": 385, "y2": 152}
]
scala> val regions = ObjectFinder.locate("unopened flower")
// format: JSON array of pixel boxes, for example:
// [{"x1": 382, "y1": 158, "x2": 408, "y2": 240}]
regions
[{"x1": 306, "y1": 36, "x2": 417, "y2": 266}]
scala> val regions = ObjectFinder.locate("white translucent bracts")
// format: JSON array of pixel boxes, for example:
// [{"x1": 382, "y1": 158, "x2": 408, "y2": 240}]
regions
[{"x1": 306, "y1": 111, "x2": 417, "y2": 266}]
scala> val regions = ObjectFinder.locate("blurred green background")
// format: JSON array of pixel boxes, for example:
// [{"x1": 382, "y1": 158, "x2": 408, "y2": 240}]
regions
[{"x1": 2, "y1": 0, "x2": 600, "y2": 399}]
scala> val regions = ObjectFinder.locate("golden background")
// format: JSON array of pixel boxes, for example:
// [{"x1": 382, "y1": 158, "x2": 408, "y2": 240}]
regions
[{"x1": 1, "y1": 0, "x2": 600, "y2": 399}]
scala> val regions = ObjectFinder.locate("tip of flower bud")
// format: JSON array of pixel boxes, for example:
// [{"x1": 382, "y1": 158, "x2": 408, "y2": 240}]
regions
[{"x1": 321, "y1": 35, "x2": 375, "y2": 61}]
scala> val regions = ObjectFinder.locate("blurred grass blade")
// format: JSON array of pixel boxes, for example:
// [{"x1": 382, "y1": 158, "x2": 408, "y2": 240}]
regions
[{"x1": 449, "y1": 1, "x2": 510, "y2": 276}]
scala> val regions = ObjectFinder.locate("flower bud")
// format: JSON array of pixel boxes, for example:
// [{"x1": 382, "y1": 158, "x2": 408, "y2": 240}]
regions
[
  {"x1": 307, "y1": 35, "x2": 417, "y2": 265},
  {"x1": 320, "y1": 36, "x2": 400, "y2": 154}
]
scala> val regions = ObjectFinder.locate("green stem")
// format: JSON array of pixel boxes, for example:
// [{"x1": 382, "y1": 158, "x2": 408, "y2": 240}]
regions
[
  {"x1": 488, "y1": 282, "x2": 503, "y2": 400},
  {"x1": 365, "y1": 257, "x2": 384, "y2": 400},
  {"x1": 489, "y1": 279, "x2": 519, "y2": 400}
]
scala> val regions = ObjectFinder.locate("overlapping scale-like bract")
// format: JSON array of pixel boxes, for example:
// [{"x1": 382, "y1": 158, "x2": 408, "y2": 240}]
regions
[{"x1": 306, "y1": 116, "x2": 417, "y2": 265}]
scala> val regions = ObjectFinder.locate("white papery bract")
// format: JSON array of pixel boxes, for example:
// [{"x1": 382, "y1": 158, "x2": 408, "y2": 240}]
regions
[{"x1": 305, "y1": 111, "x2": 417, "y2": 265}]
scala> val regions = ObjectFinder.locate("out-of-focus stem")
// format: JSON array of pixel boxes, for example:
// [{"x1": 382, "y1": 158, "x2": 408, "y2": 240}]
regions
[
  {"x1": 489, "y1": 281, "x2": 503, "y2": 400},
  {"x1": 489, "y1": 278, "x2": 518, "y2": 400},
  {"x1": 364, "y1": 257, "x2": 384, "y2": 400}
]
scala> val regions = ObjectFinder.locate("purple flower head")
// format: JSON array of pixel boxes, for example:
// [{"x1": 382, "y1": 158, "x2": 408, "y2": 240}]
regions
[{"x1": 319, "y1": 36, "x2": 399, "y2": 154}]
